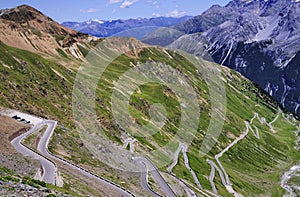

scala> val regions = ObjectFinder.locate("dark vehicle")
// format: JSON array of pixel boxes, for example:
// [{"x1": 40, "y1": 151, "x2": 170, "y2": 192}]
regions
[{"x1": 12, "y1": 115, "x2": 20, "y2": 120}]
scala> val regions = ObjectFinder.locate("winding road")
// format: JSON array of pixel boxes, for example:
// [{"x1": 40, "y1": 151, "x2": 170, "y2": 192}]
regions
[
  {"x1": 122, "y1": 138, "x2": 136, "y2": 153},
  {"x1": 11, "y1": 108, "x2": 294, "y2": 196},
  {"x1": 167, "y1": 143, "x2": 202, "y2": 189},
  {"x1": 121, "y1": 138, "x2": 179, "y2": 197},
  {"x1": 207, "y1": 159, "x2": 226, "y2": 194},
  {"x1": 211, "y1": 120, "x2": 260, "y2": 197},
  {"x1": 207, "y1": 111, "x2": 283, "y2": 196},
  {"x1": 11, "y1": 121, "x2": 57, "y2": 185},
  {"x1": 134, "y1": 157, "x2": 177, "y2": 197},
  {"x1": 281, "y1": 124, "x2": 300, "y2": 197},
  {"x1": 166, "y1": 172, "x2": 198, "y2": 197},
  {"x1": 11, "y1": 117, "x2": 135, "y2": 197}
]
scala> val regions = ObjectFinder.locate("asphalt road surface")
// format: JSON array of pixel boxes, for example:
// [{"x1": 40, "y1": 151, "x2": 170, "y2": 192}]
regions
[
  {"x1": 135, "y1": 157, "x2": 176, "y2": 197},
  {"x1": 12, "y1": 119, "x2": 135, "y2": 196},
  {"x1": 11, "y1": 122, "x2": 57, "y2": 184}
]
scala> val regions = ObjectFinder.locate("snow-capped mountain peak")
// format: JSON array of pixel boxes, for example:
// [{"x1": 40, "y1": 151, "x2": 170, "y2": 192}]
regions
[{"x1": 92, "y1": 19, "x2": 104, "y2": 24}]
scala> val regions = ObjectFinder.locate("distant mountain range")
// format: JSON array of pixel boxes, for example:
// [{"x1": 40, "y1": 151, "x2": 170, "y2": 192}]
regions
[
  {"x1": 143, "y1": 0, "x2": 300, "y2": 117},
  {"x1": 61, "y1": 16, "x2": 192, "y2": 39}
]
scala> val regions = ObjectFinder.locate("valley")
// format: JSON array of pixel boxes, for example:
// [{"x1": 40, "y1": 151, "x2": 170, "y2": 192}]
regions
[{"x1": 0, "y1": 2, "x2": 299, "y2": 197}]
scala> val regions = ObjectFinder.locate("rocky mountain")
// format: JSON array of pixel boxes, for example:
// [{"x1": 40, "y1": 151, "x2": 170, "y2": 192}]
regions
[
  {"x1": 143, "y1": 0, "x2": 300, "y2": 116},
  {"x1": 0, "y1": 5, "x2": 98, "y2": 59},
  {"x1": 62, "y1": 16, "x2": 192, "y2": 39}
]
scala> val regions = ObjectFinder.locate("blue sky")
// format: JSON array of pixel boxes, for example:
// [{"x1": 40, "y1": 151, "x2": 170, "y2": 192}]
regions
[{"x1": 0, "y1": 0, "x2": 230, "y2": 22}]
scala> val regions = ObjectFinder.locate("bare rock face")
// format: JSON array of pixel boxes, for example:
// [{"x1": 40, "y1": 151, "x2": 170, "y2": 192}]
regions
[{"x1": 143, "y1": 0, "x2": 300, "y2": 116}]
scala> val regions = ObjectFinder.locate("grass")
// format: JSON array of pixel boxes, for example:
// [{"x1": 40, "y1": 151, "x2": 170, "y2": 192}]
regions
[
  {"x1": 22, "y1": 176, "x2": 47, "y2": 188},
  {"x1": 31, "y1": 28, "x2": 42, "y2": 37},
  {"x1": 77, "y1": 44, "x2": 89, "y2": 57},
  {"x1": 0, "y1": 165, "x2": 81, "y2": 196},
  {"x1": 0, "y1": 41, "x2": 75, "y2": 125},
  {"x1": 0, "y1": 40, "x2": 299, "y2": 196},
  {"x1": 56, "y1": 48, "x2": 68, "y2": 58},
  {"x1": 54, "y1": 35, "x2": 65, "y2": 45}
]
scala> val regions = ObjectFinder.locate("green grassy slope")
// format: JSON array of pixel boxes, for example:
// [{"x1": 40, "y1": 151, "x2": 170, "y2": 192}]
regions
[
  {"x1": 0, "y1": 41, "x2": 75, "y2": 122},
  {"x1": 0, "y1": 39, "x2": 299, "y2": 196}
]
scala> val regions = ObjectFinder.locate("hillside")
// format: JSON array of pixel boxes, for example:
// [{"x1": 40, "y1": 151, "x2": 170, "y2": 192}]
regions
[
  {"x1": 0, "y1": 36, "x2": 299, "y2": 196},
  {"x1": 0, "y1": 4, "x2": 299, "y2": 197},
  {"x1": 0, "y1": 5, "x2": 99, "y2": 59}
]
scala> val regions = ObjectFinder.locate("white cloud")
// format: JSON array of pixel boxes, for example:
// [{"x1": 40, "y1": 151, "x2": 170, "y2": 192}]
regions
[
  {"x1": 152, "y1": 13, "x2": 161, "y2": 17},
  {"x1": 166, "y1": 9, "x2": 186, "y2": 17},
  {"x1": 152, "y1": 9, "x2": 187, "y2": 18},
  {"x1": 147, "y1": 0, "x2": 159, "y2": 8},
  {"x1": 80, "y1": 8, "x2": 99, "y2": 13},
  {"x1": 109, "y1": 0, "x2": 122, "y2": 4},
  {"x1": 120, "y1": 0, "x2": 139, "y2": 8}
]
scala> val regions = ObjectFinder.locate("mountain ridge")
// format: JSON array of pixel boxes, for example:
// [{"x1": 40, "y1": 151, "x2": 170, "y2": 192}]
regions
[
  {"x1": 62, "y1": 15, "x2": 192, "y2": 39},
  {"x1": 142, "y1": 0, "x2": 300, "y2": 117},
  {"x1": 0, "y1": 4, "x2": 94, "y2": 58}
]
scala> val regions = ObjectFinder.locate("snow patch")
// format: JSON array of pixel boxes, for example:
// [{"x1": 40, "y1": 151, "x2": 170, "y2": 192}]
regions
[
  {"x1": 251, "y1": 16, "x2": 280, "y2": 42},
  {"x1": 221, "y1": 41, "x2": 233, "y2": 65},
  {"x1": 235, "y1": 57, "x2": 248, "y2": 69},
  {"x1": 281, "y1": 78, "x2": 292, "y2": 107},
  {"x1": 68, "y1": 44, "x2": 83, "y2": 59},
  {"x1": 93, "y1": 19, "x2": 104, "y2": 24},
  {"x1": 295, "y1": 104, "x2": 300, "y2": 114},
  {"x1": 280, "y1": 54, "x2": 296, "y2": 69},
  {"x1": 69, "y1": 46, "x2": 79, "y2": 58}
]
